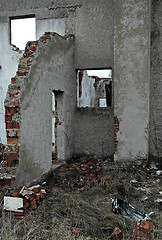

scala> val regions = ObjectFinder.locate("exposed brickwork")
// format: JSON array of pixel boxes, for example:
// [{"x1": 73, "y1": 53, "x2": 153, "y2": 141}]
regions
[
  {"x1": 114, "y1": 117, "x2": 119, "y2": 153},
  {"x1": 1, "y1": 32, "x2": 74, "y2": 188}
]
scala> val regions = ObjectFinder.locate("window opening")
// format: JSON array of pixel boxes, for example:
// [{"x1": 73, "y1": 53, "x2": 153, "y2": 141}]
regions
[
  {"x1": 76, "y1": 69, "x2": 112, "y2": 107},
  {"x1": 10, "y1": 16, "x2": 36, "y2": 50}
]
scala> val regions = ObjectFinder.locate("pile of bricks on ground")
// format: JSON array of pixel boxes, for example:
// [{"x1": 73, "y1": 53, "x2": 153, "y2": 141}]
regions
[
  {"x1": 109, "y1": 220, "x2": 153, "y2": 240},
  {"x1": 4, "y1": 186, "x2": 47, "y2": 219},
  {"x1": 54, "y1": 157, "x2": 104, "y2": 188}
]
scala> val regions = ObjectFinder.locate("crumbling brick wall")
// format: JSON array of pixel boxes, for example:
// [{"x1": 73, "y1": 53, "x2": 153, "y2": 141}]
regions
[{"x1": 4, "y1": 40, "x2": 39, "y2": 167}]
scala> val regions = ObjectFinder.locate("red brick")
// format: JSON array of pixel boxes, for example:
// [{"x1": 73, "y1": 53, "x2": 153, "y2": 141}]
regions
[
  {"x1": 27, "y1": 57, "x2": 32, "y2": 64},
  {"x1": 111, "y1": 227, "x2": 123, "y2": 240},
  {"x1": 30, "y1": 200, "x2": 37, "y2": 210},
  {"x1": 30, "y1": 45, "x2": 37, "y2": 51},
  {"x1": 25, "y1": 194, "x2": 35, "y2": 202},
  {"x1": 5, "y1": 107, "x2": 19, "y2": 114},
  {"x1": 11, "y1": 192, "x2": 21, "y2": 197},
  {"x1": 7, "y1": 137, "x2": 19, "y2": 144},
  {"x1": 5, "y1": 115, "x2": 12, "y2": 122},
  {"x1": 6, "y1": 122, "x2": 12, "y2": 129},
  {"x1": 140, "y1": 221, "x2": 153, "y2": 231},
  {"x1": 4, "y1": 160, "x2": 19, "y2": 167},
  {"x1": 11, "y1": 77, "x2": 17, "y2": 84},
  {"x1": 17, "y1": 71, "x2": 28, "y2": 76},
  {"x1": 12, "y1": 122, "x2": 20, "y2": 129},
  {"x1": 32, "y1": 187, "x2": 39, "y2": 193},
  {"x1": 12, "y1": 99, "x2": 19, "y2": 106},
  {"x1": 36, "y1": 193, "x2": 41, "y2": 202},
  {"x1": 71, "y1": 230, "x2": 81, "y2": 237},
  {"x1": 3, "y1": 152, "x2": 18, "y2": 161},
  {"x1": 23, "y1": 202, "x2": 30, "y2": 210}
]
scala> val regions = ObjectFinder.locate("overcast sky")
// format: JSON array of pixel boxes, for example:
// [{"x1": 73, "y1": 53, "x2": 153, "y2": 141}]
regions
[{"x1": 11, "y1": 18, "x2": 36, "y2": 50}]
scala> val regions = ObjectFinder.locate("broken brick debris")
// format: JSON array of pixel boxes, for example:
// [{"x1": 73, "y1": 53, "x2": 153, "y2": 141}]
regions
[
  {"x1": 140, "y1": 220, "x2": 153, "y2": 231},
  {"x1": 111, "y1": 227, "x2": 123, "y2": 240},
  {"x1": 4, "y1": 185, "x2": 48, "y2": 219},
  {"x1": 71, "y1": 230, "x2": 85, "y2": 237},
  {"x1": 133, "y1": 221, "x2": 153, "y2": 239}
]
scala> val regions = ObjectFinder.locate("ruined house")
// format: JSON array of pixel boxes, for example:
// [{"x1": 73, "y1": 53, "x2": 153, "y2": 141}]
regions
[{"x1": 0, "y1": 0, "x2": 161, "y2": 187}]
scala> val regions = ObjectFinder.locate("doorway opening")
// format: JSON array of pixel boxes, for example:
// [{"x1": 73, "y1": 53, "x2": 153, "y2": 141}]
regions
[{"x1": 52, "y1": 90, "x2": 64, "y2": 162}]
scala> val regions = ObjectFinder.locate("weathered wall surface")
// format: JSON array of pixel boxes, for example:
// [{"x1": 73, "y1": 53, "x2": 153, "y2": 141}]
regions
[
  {"x1": 0, "y1": 0, "x2": 114, "y2": 70},
  {"x1": 74, "y1": 0, "x2": 114, "y2": 69},
  {"x1": 114, "y1": 0, "x2": 150, "y2": 161},
  {"x1": 149, "y1": 0, "x2": 162, "y2": 162},
  {"x1": 74, "y1": 107, "x2": 114, "y2": 158},
  {"x1": 0, "y1": 21, "x2": 22, "y2": 144},
  {"x1": 36, "y1": 18, "x2": 66, "y2": 39},
  {"x1": 15, "y1": 34, "x2": 75, "y2": 187}
]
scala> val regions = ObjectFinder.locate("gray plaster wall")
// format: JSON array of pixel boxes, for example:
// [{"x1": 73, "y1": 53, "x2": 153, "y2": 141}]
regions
[
  {"x1": 149, "y1": 0, "x2": 162, "y2": 161},
  {"x1": 16, "y1": 35, "x2": 75, "y2": 187},
  {"x1": 114, "y1": 0, "x2": 150, "y2": 161},
  {"x1": 74, "y1": 107, "x2": 114, "y2": 158}
]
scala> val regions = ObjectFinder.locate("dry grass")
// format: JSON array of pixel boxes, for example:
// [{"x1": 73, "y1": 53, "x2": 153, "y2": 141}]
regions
[{"x1": 0, "y1": 159, "x2": 162, "y2": 239}]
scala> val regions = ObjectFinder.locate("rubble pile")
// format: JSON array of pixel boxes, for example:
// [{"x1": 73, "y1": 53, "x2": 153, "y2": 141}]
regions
[{"x1": 3, "y1": 186, "x2": 47, "y2": 219}]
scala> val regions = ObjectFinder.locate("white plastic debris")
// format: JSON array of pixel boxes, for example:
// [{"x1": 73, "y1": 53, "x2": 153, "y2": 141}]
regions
[
  {"x1": 42, "y1": 182, "x2": 46, "y2": 185},
  {"x1": 130, "y1": 179, "x2": 138, "y2": 184},
  {"x1": 28, "y1": 184, "x2": 40, "y2": 190},
  {"x1": 4, "y1": 196, "x2": 23, "y2": 212},
  {"x1": 20, "y1": 186, "x2": 34, "y2": 196},
  {"x1": 112, "y1": 197, "x2": 152, "y2": 222},
  {"x1": 156, "y1": 170, "x2": 162, "y2": 176},
  {"x1": 136, "y1": 187, "x2": 151, "y2": 194},
  {"x1": 150, "y1": 163, "x2": 158, "y2": 170},
  {"x1": 159, "y1": 191, "x2": 162, "y2": 195},
  {"x1": 141, "y1": 196, "x2": 149, "y2": 202},
  {"x1": 154, "y1": 198, "x2": 162, "y2": 203}
]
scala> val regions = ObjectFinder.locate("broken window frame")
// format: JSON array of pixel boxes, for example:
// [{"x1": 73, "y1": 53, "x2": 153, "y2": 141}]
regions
[
  {"x1": 76, "y1": 69, "x2": 113, "y2": 108},
  {"x1": 10, "y1": 15, "x2": 36, "y2": 49}
]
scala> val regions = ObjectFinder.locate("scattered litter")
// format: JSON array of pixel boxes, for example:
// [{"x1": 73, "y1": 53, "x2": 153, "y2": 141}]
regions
[
  {"x1": 159, "y1": 191, "x2": 162, "y2": 195},
  {"x1": 3, "y1": 185, "x2": 48, "y2": 218},
  {"x1": 20, "y1": 186, "x2": 34, "y2": 196},
  {"x1": 130, "y1": 179, "x2": 138, "y2": 184},
  {"x1": 154, "y1": 198, "x2": 162, "y2": 203},
  {"x1": 42, "y1": 182, "x2": 46, "y2": 185},
  {"x1": 4, "y1": 196, "x2": 23, "y2": 212},
  {"x1": 141, "y1": 196, "x2": 149, "y2": 202},
  {"x1": 28, "y1": 184, "x2": 41, "y2": 190},
  {"x1": 156, "y1": 170, "x2": 162, "y2": 176},
  {"x1": 112, "y1": 197, "x2": 152, "y2": 222},
  {"x1": 136, "y1": 187, "x2": 151, "y2": 194},
  {"x1": 111, "y1": 227, "x2": 123, "y2": 240},
  {"x1": 150, "y1": 163, "x2": 158, "y2": 170}
]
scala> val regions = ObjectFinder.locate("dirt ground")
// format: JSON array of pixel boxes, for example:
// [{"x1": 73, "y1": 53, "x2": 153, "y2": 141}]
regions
[{"x1": 0, "y1": 157, "x2": 162, "y2": 240}]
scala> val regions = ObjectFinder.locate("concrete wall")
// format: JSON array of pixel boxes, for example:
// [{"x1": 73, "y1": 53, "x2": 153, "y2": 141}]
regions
[
  {"x1": 0, "y1": 21, "x2": 22, "y2": 144},
  {"x1": 15, "y1": 35, "x2": 75, "y2": 186},
  {"x1": 0, "y1": 0, "x2": 114, "y2": 70},
  {"x1": 36, "y1": 18, "x2": 65, "y2": 39},
  {"x1": 114, "y1": 0, "x2": 150, "y2": 161},
  {"x1": 149, "y1": 0, "x2": 162, "y2": 162},
  {"x1": 74, "y1": 107, "x2": 114, "y2": 158}
]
